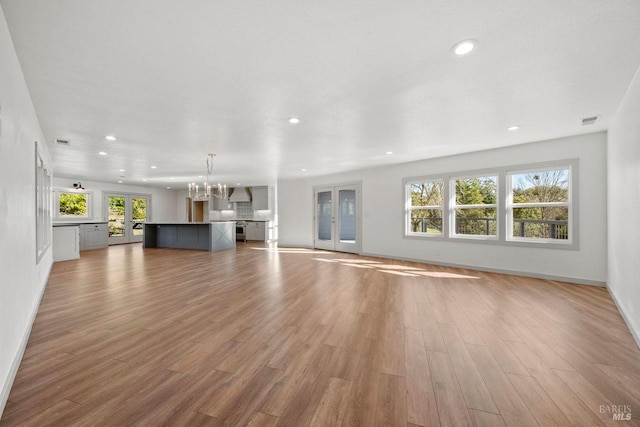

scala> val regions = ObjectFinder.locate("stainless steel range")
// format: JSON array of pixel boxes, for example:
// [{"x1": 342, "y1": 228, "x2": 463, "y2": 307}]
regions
[{"x1": 235, "y1": 221, "x2": 247, "y2": 242}]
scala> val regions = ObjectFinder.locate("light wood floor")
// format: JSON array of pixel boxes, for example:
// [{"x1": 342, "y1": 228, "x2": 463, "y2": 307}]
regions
[{"x1": 2, "y1": 243, "x2": 640, "y2": 426}]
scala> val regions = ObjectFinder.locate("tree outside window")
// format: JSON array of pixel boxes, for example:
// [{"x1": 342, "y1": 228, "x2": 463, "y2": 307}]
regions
[
  {"x1": 408, "y1": 180, "x2": 443, "y2": 235},
  {"x1": 58, "y1": 193, "x2": 88, "y2": 217},
  {"x1": 453, "y1": 176, "x2": 498, "y2": 237},
  {"x1": 509, "y1": 168, "x2": 569, "y2": 240}
]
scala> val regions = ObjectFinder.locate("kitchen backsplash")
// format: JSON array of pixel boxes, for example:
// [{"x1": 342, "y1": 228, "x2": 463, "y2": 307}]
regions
[
  {"x1": 209, "y1": 201, "x2": 273, "y2": 221},
  {"x1": 235, "y1": 202, "x2": 253, "y2": 219}
]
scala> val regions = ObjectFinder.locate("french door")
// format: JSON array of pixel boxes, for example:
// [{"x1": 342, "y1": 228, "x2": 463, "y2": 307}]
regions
[
  {"x1": 104, "y1": 193, "x2": 151, "y2": 245},
  {"x1": 314, "y1": 183, "x2": 361, "y2": 253}
]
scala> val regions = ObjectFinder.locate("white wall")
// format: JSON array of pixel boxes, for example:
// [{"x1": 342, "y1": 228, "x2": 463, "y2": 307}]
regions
[
  {"x1": 279, "y1": 132, "x2": 607, "y2": 285},
  {"x1": 53, "y1": 177, "x2": 179, "y2": 223},
  {"x1": 0, "y1": 6, "x2": 52, "y2": 416},
  {"x1": 608, "y1": 66, "x2": 640, "y2": 344}
]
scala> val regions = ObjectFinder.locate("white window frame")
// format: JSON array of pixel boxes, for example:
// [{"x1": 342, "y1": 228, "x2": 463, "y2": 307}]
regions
[
  {"x1": 402, "y1": 159, "x2": 579, "y2": 250},
  {"x1": 450, "y1": 174, "x2": 499, "y2": 241},
  {"x1": 54, "y1": 188, "x2": 93, "y2": 220},
  {"x1": 405, "y1": 179, "x2": 445, "y2": 237},
  {"x1": 506, "y1": 164, "x2": 573, "y2": 245}
]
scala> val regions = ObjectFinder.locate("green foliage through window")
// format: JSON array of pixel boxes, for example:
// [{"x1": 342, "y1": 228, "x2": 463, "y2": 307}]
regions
[
  {"x1": 59, "y1": 193, "x2": 87, "y2": 216},
  {"x1": 454, "y1": 176, "x2": 497, "y2": 236}
]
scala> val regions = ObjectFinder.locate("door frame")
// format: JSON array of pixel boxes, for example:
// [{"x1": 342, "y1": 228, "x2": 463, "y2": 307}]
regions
[
  {"x1": 313, "y1": 181, "x2": 362, "y2": 254},
  {"x1": 104, "y1": 192, "x2": 152, "y2": 245}
]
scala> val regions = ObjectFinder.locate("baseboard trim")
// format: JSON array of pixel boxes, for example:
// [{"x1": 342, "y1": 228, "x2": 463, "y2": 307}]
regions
[
  {"x1": 0, "y1": 267, "x2": 50, "y2": 418},
  {"x1": 359, "y1": 251, "x2": 606, "y2": 287},
  {"x1": 607, "y1": 285, "x2": 640, "y2": 350}
]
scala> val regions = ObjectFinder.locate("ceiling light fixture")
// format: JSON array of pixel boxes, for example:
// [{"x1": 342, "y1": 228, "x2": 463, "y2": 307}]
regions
[
  {"x1": 288, "y1": 117, "x2": 300, "y2": 124},
  {"x1": 385, "y1": 151, "x2": 393, "y2": 155},
  {"x1": 117, "y1": 180, "x2": 123, "y2": 183},
  {"x1": 119, "y1": 169, "x2": 125, "y2": 172},
  {"x1": 507, "y1": 125, "x2": 520, "y2": 131},
  {"x1": 188, "y1": 153, "x2": 227, "y2": 202},
  {"x1": 105, "y1": 135, "x2": 116, "y2": 141},
  {"x1": 98, "y1": 151, "x2": 107, "y2": 155},
  {"x1": 142, "y1": 179, "x2": 147, "y2": 182},
  {"x1": 301, "y1": 168, "x2": 307, "y2": 172},
  {"x1": 451, "y1": 39, "x2": 477, "y2": 56},
  {"x1": 150, "y1": 166, "x2": 157, "y2": 169}
]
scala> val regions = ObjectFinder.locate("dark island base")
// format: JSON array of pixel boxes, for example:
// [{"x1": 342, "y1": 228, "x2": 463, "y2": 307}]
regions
[{"x1": 143, "y1": 222, "x2": 235, "y2": 251}]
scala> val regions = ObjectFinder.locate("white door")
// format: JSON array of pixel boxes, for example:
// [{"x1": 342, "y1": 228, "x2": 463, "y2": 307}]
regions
[
  {"x1": 314, "y1": 183, "x2": 360, "y2": 253},
  {"x1": 105, "y1": 193, "x2": 151, "y2": 245}
]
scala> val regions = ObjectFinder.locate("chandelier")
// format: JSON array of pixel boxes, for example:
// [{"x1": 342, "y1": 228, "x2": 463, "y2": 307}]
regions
[{"x1": 188, "y1": 153, "x2": 227, "y2": 200}]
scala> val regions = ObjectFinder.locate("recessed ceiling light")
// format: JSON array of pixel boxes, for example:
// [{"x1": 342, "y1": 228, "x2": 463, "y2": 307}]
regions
[
  {"x1": 236, "y1": 182, "x2": 241, "y2": 185},
  {"x1": 451, "y1": 39, "x2": 477, "y2": 56},
  {"x1": 98, "y1": 151, "x2": 107, "y2": 156},
  {"x1": 301, "y1": 168, "x2": 307, "y2": 172},
  {"x1": 167, "y1": 186, "x2": 171, "y2": 189},
  {"x1": 105, "y1": 135, "x2": 116, "y2": 141},
  {"x1": 117, "y1": 180, "x2": 123, "y2": 183},
  {"x1": 150, "y1": 166, "x2": 157, "y2": 169},
  {"x1": 507, "y1": 125, "x2": 520, "y2": 131},
  {"x1": 142, "y1": 179, "x2": 147, "y2": 182},
  {"x1": 119, "y1": 169, "x2": 125, "y2": 172},
  {"x1": 288, "y1": 117, "x2": 300, "y2": 124},
  {"x1": 385, "y1": 151, "x2": 393, "y2": 155},
  {"x1": 198, "y1": 175, "x2": 203, "y2": 178}
]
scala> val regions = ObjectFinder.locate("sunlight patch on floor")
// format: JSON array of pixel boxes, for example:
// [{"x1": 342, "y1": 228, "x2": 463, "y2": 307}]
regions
[
  {"x1": 252, "y1": 247, "x2": 332, "y2": 254},
  {"x1": 342, "y1": 263, "x2": 375, "y2": 269},
  {"x1": 378, "y1": 270, "x2": 420, "y2": 277},
  {"x1": 333, "y1": 259, "x2": 382, "y2": 264},
  {"x1": 413, "y1": 271, "x2": 480, "y2": 279},
  {"x1": 310, "y1": 257, "x2": 481, "y2": 279}
]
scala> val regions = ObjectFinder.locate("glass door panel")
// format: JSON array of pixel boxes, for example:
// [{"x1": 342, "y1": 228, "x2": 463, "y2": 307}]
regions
[
  {"x1": 335, "y1": 186, "x2": 358, "y2": 253},
  {"x1": 338, "y1": 189, "x2": 356, "y2": 243},
  {"x1": 107, "y1": 195, "x2": 126, "y2": 244},
  {"x1": 315, "y1": 189, "x2": 334, "y2": 250},
  {"x1": 131, "y1": 196, "x2": 149, "y2": 242}
]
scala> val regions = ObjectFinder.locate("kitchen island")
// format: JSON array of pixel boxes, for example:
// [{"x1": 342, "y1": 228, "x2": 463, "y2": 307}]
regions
[{"x1": 143, "y1": 221, "x2": 235, "y2": 251}]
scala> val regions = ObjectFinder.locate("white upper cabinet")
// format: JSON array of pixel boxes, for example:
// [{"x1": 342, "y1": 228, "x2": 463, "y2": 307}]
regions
[
  {"x1": 251, "y1": 186, "x2": 271, "y2": 210},
  {"x1": 212, "y1": 195, "x2": 230, "y2": 211}
]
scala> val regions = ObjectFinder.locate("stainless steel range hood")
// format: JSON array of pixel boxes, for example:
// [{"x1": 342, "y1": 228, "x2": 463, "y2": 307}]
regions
[{"x1": 228, "y1": 187, "x2": 252, "y2": 202}]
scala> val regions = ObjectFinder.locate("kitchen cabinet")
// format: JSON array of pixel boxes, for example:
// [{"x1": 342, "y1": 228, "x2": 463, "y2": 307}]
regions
[
  {"x1": 53, "y1": 225, "x2": 80, "y2": 261},
  {"x1": 213, "y1": 195, "x2": 230, "y2": 211},
  {"x1": 144, "y1": 222, "x2": 235, "y2": 251},
  {"x1": 251, "y1": 186, "x2": 269, "y2": 210},
  {"x1": 246, "y1": 221, "x2": 268, "y2": 241},
  {"x1": 80, "y1": 223, "x2": 108, "y2": 250}
]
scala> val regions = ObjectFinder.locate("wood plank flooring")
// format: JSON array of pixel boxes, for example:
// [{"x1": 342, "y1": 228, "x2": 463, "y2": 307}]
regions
[{"x1": 2, "y1": 243, "x2": 640, "y2": 426}]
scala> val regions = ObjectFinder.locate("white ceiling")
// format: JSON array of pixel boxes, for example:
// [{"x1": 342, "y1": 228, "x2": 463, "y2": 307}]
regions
[{"x1": 2, "y1": 0, "x2": 640, "y2": 189}]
